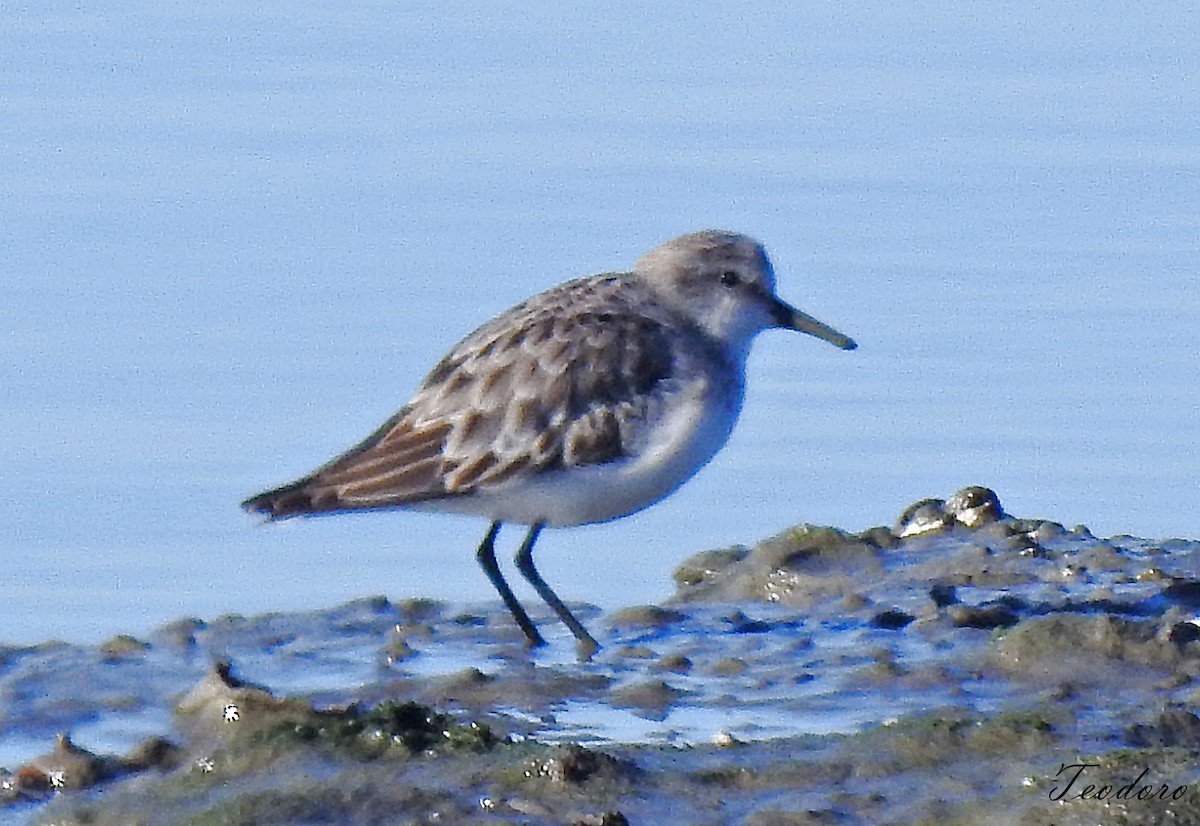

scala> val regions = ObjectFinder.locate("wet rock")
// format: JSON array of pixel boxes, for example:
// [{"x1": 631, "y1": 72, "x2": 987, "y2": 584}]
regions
[
  {"x1": 1127, "y1": 709, "x2": 1200, "y2": 748},
  {"x1": 840, "y1": 592, "x2": 871, "y2": 611},
  {"x1": 945, "y1": 485, "x2": 1005, "y2": 527},
  {"x1": 184, "y1": 690, "x2": 497, "y2": 774},
  {"x1": 429, "y1": 666, "x2": 498, "y2": 706},
  {"x1": 855, "y1": 709, "x2": 1058, "y2": 776},
  {"x1": 964, "y1": 709, "x2": 1057, "y2": 753},
  {"x1": 4, "y1": 735, "x2": 182, "y2": 803},
  {"x1": 1164, "y1": 579, "x2": 1200, "y2": 606},
  {"x1": 16, "y1": 733, "x2": 109, "y2": 791},
  {"x1": 749, "y1": 525, "x2": 870, "y2": 569},
  {"x1": 947, "y1": 602, "x2": 1020, "y2": 629},
  {"x1": 847, "y1": 648, "x2": 905, "y2": 685},
  {"x1": 572, "y1": 812, "x2": 630, "y2": 826},
  {"x1": 1031, "y1": 520, "x2": 1067, "y2": 542},
  {"x1": 993, "y1": 614, "x2": 1184, "y2": 676},
  {"x1": 672, "y1": 545, "x2": 748, "y2": 587},
  {"x1": 871, "y1": 609, "x2": 914, "y2": 630},
  {"x1": 712, "y1": 730, "x2": 740, "y2": 747},
  {"x1": 857, "y1": 525, "x2": 900, "y2": 549},
  {"x1": 0, "y1": 644, "x2": 22, "y2": 670},
  {"x1": 383, "y1": 632, "x2": 418, "y2": 662},
  {"x1": 929, "y1": 582, "x2": 959, "y2": 607},
  {"x1": 614, "y1": 644, "x2": 657, "y2": 659},
  {"x1": 394, "y1": 597, "x2": 444, "y2": 624},
  {"x1": 610, "y1": 679, "x2": 685, "y2": 715},
  {"x1": 711, "y1": 656, "x2": 749, "y2": 676},
  {"x1": 896, "y1": 498, "x2": 950, "y2": 537},
  {"x1": 723, "y1": 609, "x2": 775, "y2": 633},
  {"x1": 98, "y1": 634, "x2": 150, "y2": 661},
  {"x1": 608, "y1": 604, "x2": 685, "y2": 631},
  {"x1": 530, "y1": 744, "x2": 634, "y2": 785},
  {"x1": 979, "y1": 516, "x2": 1046, "y2": 547},
  {"x1": 743, "y1": 809, "x2": 840, "y2": 826},
  {"x1": 450, "y1": 609, "x2": 489, "y2": 628},
  {"x1": 654, "y1": 653, "x2": 692, "y2": 673},
  {"x1": 422, "y1": 663, "x2": 610, "y2": 712},
  {"x1": 671, "y1": 525, "x2": 880, "y2": 606},
  {"x1": 1072, "y1": 541, "x2": 1127, "y2": 573},
  {"x1": 338, "y1": 699, "x2": 497, "y2": 755},
  {"x1": 323, "y1": 595, "x2": 402, "y2": 637},
  {"x1": 897, "y1": 487, "x2": 1006, "y2": 537},
  {"x1": 1138, "y1": 567, "x2": 1171, "y2": 583},
  {"x1": 389, "y1": 599, "x2": 442, "y2": 644},
  {"x1": 1168, "y1": 621, "x2": 1200, "y2": 646},
  {"x1": 175, "y1": 659, "x2": 315, "y2": 743},
  {"x1": 124, "y1": 736, "x2": 185, "y2": 772},
  {"x1": 690, "y1": 755, "x2": 852, "y2": 792},
  {"x1": 916, "y1": 541, "x2": 1038, "y2": 588},
  {"x1": 153, "y1": 616, "x2": 206, "y2": 650}
]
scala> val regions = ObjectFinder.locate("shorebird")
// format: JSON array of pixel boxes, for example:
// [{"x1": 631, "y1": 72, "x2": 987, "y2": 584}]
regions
[{"x1": 243, "y1": 230, "x2": 856, "y2": 655}]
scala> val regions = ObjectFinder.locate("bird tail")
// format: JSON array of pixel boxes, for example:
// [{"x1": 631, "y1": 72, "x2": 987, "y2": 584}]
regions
[{"x1": 241, "y1": 477, "x2": 328, "y2": 520}]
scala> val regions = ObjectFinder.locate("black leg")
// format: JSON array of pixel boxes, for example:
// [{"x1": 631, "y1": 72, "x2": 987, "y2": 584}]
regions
[
  {"x1": 513, "y1": 523, "x2": 600, "y2": 656},
  {"x1": 475, "y1": 521, "x2": 545, "y2": 647}
]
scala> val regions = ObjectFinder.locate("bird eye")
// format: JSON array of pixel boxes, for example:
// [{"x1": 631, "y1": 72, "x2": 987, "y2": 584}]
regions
[{"x1": 719, "y1": 270, "x2": 740, "y2": 288}]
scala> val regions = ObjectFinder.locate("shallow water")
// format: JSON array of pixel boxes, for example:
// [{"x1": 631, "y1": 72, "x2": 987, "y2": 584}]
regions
[
  {"x1": 0, "y1": 503, "x2": 1192, "y2": 757},
  {"x1": 5, "y1": 492, "x2": 1200, "y2": 823},
  {"x1": 2, "y1": 3, "x2": 1198, "y2": 651}
]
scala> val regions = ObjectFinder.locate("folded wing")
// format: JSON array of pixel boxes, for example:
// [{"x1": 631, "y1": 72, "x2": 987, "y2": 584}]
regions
[{"x1": 242, "y1": 275, "x2": 681, "y2": 519}]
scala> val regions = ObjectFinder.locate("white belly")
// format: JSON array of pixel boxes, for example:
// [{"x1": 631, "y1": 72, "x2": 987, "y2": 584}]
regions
[{"x1": 419, "y1": 377, "x2": 743, "y2": 527}]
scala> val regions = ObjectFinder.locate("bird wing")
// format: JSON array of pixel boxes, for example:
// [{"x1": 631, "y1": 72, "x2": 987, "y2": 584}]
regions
[{"x1": 242, "y1": 275, "x2": 687, "y2": 518}]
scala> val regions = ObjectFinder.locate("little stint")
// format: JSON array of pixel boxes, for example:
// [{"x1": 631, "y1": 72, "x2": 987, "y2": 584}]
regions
[{"x1": 243, "y1": 230, "x2": 856, "y2": 655}]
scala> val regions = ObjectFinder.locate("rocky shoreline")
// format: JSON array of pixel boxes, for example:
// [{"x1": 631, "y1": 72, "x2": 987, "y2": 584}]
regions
[{"x1": 5, "y1": 487, "x2": 1200, "y2": 825}]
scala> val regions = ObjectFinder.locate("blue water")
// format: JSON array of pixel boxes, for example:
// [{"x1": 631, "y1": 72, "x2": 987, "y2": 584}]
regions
[{"x1": 3, "y1": 2, "x2": 1198, "y2": 645}]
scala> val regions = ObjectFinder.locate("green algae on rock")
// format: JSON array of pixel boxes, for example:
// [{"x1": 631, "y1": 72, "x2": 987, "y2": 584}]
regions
[{"x1": 671, "y1": 524, "x2": 881, "y2": 606}]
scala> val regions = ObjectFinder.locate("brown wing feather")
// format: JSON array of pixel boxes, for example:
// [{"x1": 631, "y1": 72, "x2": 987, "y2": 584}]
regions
[
  {"x1": 242, "y1": 274, "x2": 687, "y2": 519},
  {"x1": 240, "y1": 415, "x2": 453, "y2": 517}
]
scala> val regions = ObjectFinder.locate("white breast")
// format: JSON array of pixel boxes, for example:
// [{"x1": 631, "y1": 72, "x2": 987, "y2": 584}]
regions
[{"x1": 421, "y1": 374, "x2": 744, "y2": 528}]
